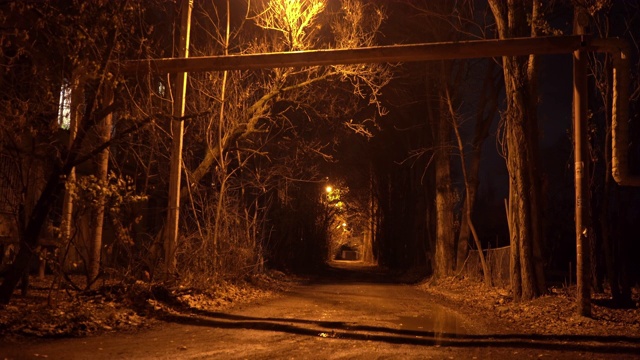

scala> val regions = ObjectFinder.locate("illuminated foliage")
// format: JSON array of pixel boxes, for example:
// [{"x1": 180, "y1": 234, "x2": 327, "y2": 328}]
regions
[{"x1": 254, "y1": 0, "x2": 327, "y2": 51}]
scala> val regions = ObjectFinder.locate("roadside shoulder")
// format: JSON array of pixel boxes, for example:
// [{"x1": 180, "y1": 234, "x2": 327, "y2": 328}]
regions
[{"x1": 417, "y1": 276, "x2": 640, "y2": 337}]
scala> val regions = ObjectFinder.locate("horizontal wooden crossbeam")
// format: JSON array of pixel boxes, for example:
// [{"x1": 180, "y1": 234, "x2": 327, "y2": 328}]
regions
[{"x1": 121, "y1": 35, "x2": 586, "y2": 74}]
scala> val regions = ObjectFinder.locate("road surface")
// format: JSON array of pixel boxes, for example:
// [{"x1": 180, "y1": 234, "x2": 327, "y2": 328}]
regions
[{"x1": 2, "y1": 262, "x2": 639, "y2": 359}]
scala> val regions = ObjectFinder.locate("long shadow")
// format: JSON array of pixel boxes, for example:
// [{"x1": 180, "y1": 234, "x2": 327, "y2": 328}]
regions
[
  {"x1": 161, "y1": 263, "x2": 639, "y2": 354},
  {"x1": 161, "y1": 310, "x2": 640, "y2": 354},
  {"x1": 187, "y1": 308, "x2": 640, "y2": 344}
]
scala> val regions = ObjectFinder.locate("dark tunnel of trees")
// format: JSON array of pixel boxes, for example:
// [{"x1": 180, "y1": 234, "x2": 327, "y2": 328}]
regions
[{"x1": 0, "y1": 0, "x2": 639, "y2": 309}]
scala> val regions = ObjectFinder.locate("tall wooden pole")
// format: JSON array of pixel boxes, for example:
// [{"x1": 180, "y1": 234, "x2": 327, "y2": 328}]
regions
[
  {"x1": 573, "y1": 6, "x2": 591, "y2": 317},
  {"x1": 164, "y1": 0, "x2": 192, "y2": 278}
]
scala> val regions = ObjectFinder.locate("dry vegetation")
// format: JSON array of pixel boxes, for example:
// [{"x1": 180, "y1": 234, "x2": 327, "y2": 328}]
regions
[
  {"x1": 0, "y1": 271, "x2": 295, "y2": 340},
  {"x1": 2, "y1": 272, "x2": 638, "y2": 342},
  {"x1": 420, "y1": 277, "x2": 640, "y2": 336}
]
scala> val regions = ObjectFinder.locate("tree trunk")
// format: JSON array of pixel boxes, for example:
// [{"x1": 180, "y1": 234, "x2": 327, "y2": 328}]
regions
[
  {"x1": 505, "y1": 98, "x2": 539, "y2": 299},
  {"x1": 526, "y1": 1, "x2": 547, "y2": 296},
  {"x1": 489, "y1": 0, "x2": 546, "y2": 300},
  {"x1": 446, "y1": 86, "x2": 492, "y2": 286},
  {"x1": 432, "y1": 85, "x2": 455, "y2": 278},
  {"x1": 364, "y1": 162, "x2": 377, "y2": 264},
  {"x1": 87, "y1": 85, "x2": 113, "y2": 289},
  {"x1": 0, "y1": 166, "x2": 66, "y2": 304},
  {"x1": 0, "y1": 24, "x2": 119, "y2": 304}
]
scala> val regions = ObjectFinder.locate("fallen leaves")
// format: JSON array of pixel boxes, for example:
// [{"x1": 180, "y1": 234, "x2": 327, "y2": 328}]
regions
[
  {"x1": 0, "y1": 289, "x2": 150, "y2": 338},
  {"x1": 419, "y1": 276, "x2": 640, "y2": 337},
  {"x1": 0, "y1": 271, "x2": 296, "y2": 339}
]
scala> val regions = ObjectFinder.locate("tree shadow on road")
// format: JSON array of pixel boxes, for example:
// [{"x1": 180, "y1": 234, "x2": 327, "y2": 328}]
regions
[{"x1": 161, "y1": 308, "x2": 640, "y2": 355}]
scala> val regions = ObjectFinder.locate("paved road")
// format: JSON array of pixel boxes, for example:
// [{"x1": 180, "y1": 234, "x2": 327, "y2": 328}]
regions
[{"x1": 2, "y1": 262, "x2": 639, "y2": 359}]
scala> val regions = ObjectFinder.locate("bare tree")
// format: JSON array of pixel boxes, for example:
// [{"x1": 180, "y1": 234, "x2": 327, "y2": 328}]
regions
[
  {"x1": 488, "y1": 0, "x2": 546, "y2": 300},
  {"x1": 397, "y1": 0, "x2": 496, "y2": 278},
  {"x1": 171, "y1": 0, "x2": 391, "y2": 279},
  {"x1": 0, "y1": 0, "x2": 167, "y2": 304},
  {"x1": 445, "y1": 83, "x2": 492, "y2": 286}
]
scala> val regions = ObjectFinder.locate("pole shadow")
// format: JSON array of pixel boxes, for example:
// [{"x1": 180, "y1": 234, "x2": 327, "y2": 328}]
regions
[{"x1": 161, "y1": 308, "x2": 640, "y2": 355}]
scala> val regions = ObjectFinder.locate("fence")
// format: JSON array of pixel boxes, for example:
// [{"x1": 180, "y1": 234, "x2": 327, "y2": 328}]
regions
[{"x1": 461, "y1": 245, "x2": 510, "y2": 288}]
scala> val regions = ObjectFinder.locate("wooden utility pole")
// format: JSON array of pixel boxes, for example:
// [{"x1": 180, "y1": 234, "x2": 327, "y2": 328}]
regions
[
  {"x1": 164, "y1": 0, "x2": 193, "y2": 279},
  {"x1": 573, "y1": 6, "x2": 591, "y2": 317}
]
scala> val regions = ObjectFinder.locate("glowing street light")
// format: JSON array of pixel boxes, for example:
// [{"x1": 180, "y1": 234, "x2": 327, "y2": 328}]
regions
[{"x1": 326, "y1": 186, "x2": 333, "y2": 193}]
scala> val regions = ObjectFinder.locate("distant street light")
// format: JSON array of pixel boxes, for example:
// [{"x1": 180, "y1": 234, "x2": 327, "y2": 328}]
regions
[{"x1": 326, "y1": 186, "x2": 332, "y2": 193}]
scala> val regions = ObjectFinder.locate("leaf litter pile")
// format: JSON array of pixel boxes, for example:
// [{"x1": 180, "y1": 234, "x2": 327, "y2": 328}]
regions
[
  {"x1": 0, "y1": 270, "x2": 294, "y2": 339},
  {"x1": 419, "y1": 277, "x2": 640, "y2": 336}
]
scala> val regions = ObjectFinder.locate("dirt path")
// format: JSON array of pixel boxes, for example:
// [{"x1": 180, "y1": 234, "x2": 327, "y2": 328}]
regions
[{"x1": 2, "y1": 262, "x2": 639, "y2": 359}]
